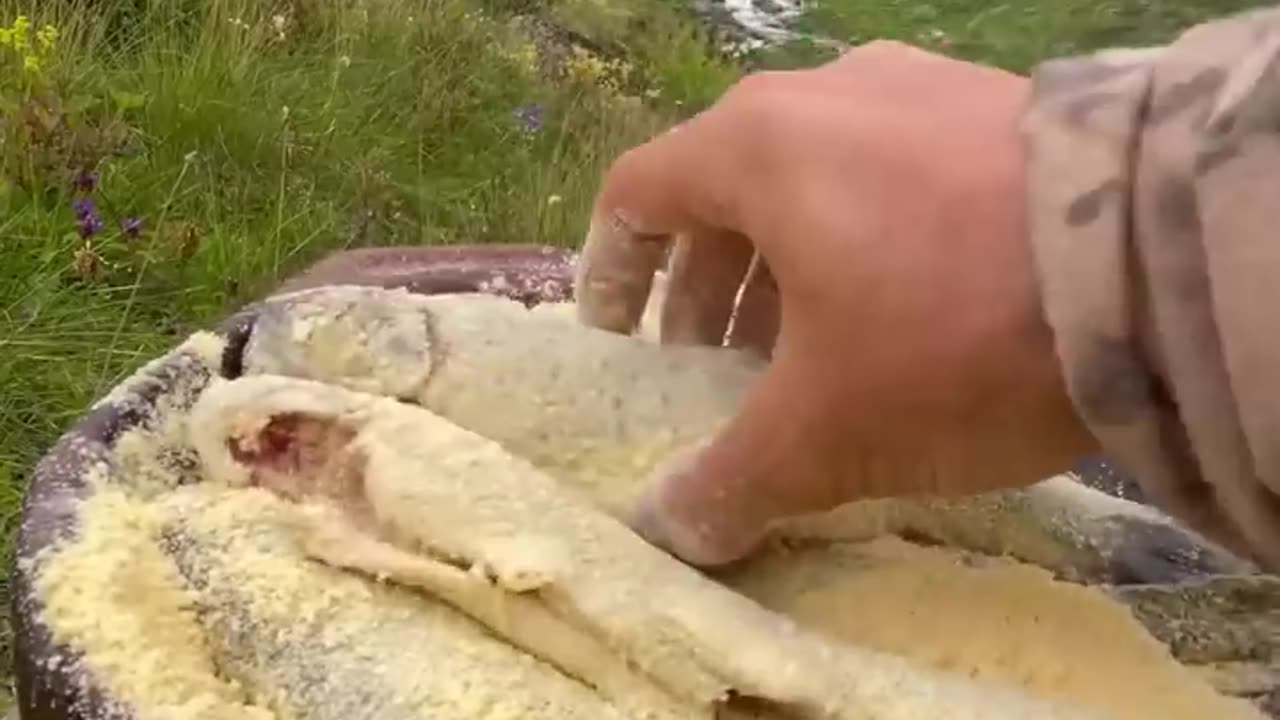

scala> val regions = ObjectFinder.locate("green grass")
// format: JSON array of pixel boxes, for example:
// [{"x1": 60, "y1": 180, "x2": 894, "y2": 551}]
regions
[
  {"x1": 771, "y1": 0, "x2": 1273, "y2": 71},
  {"x1": 0, "y1": 0, "x2": 1272, "y2": 707},
  {"x1": 0, "y1": 0, "x2": 737, "y2": 700}
]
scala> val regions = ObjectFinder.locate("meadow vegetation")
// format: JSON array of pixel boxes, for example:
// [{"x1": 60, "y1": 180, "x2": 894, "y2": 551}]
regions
[
  {"x1": 0, "y1": 0, "x2": 1269, "y2": 704},
  {"x1": 785, "y1": 0, "x2": 1269, "y2": 71}
]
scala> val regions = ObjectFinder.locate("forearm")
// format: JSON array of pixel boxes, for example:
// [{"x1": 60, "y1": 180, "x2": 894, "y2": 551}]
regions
[{"x1": 1021, "y1": 4, "x2": 1280, "y2": 569}]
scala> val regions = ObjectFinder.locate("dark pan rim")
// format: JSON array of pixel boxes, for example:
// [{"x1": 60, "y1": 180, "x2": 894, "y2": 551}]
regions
[{"x1": 9, "y1": 245, "x2": 576, "y2": 720}]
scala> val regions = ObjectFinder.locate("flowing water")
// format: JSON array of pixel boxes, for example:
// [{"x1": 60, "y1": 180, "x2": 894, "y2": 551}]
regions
[
  {"x1": 700, "y1": 0, "x2": 804, "y2": 47},
  {"x1": 692, "y1": 0, "x2": 849, "y2": 61}
]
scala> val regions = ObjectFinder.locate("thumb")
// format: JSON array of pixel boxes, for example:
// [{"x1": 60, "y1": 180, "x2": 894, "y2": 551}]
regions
[{"x1": 629, "y1": 351, "x2": 847, "y2": 566}]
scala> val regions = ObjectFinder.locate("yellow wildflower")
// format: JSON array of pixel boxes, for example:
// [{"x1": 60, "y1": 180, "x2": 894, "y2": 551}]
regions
[
  {"x1": 566, "y1": 46, "x2": 607, "y2": 85},
  {"x1": 564, "y1": 45, "x2": 632, "y2": 95},
  {"x1": 507, "y1": 42, "x2": 538, "y2": 76},
  {"x1": 0, "y1": 29, "x2": 11, "y2": 47},
  {"x1": 23, "y1": 54, "x2": 39, "y2": 73},
  {"x1": 37, "y1": 24, "x2": 57, "y2": 51},
  {"x1": 11, "y1": 15, "x2": 29, "y2": 51}
]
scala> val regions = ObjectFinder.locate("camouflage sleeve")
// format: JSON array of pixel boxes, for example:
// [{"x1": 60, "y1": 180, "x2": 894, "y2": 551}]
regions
[{"x1": 1020, "y1": 5, "x2": 1280, "y2": 571}]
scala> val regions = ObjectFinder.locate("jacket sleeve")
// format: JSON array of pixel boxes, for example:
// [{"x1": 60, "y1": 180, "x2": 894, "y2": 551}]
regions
[{"x1": 1020, "y1": 5, "x2": 1280, "y2": 571}]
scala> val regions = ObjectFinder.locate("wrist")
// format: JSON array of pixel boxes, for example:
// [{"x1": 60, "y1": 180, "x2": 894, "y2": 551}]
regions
[{"x1": 1004, "y1": 117, "x2": 1103, "y2": 473}]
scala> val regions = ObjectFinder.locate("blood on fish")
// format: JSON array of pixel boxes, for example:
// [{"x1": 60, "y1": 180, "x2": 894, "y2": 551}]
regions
[{"x1": 225, "y1": 412, "x2": 364, "y2": 507}]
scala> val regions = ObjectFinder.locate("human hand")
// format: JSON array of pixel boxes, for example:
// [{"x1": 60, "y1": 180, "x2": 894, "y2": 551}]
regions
[{"x1": 574, "y1": 41, "x2": 1100, "y2": 566}]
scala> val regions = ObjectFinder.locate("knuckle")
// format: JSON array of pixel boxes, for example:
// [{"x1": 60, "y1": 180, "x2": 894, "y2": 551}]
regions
[
  {"x1": 833, "y1": 38, "x2": 940, "y2": 73},
  {"x1": 720, "y1": 70, "x2": 790, "y2": 109},
  {"x1": 597, "y1": 143, "x2": 659, "y2": 213},
  {"x1": 713, "y1": 72, "x2": 794, "y2": 140},
  {"x1": 854, "y1": 38, "x2": 931, "y2": 61},
  {"x1": 860, "y1": 38, "x2": 917, "y2": 55},
  {"x1": 605, "y1": 141, "x2": 648, "y2": 178}
]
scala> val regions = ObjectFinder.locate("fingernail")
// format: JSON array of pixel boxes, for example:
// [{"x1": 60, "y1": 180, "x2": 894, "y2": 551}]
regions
[
  {"x1": 626, "y1": 449, "x2": 766, "y2": 567},
  {"x1": 629, "y1": 481, "x2": 731, "y2": 567}
]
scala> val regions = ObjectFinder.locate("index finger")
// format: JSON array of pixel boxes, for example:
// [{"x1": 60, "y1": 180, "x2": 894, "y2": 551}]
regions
[{"x1": 574, "y1": 107, "x2": 747, "y2": 335}]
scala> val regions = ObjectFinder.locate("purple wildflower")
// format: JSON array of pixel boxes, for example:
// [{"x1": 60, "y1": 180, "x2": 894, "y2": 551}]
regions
[
  {"x1": 72, "y1": 196, "x2": 96, "y2": 220},
  {"x1": 77, "y1": 213, "x2": 104, "y2": 239},
  {"x1": 121, "y1": 216, "x2": 143, "y2": 239},
  {"x1": 72, "y1": 197, "x2": 103, "y2": 238},
  {"x1": 72, "y1": 169, "x2": 99, "y2": 192},
  {"x1": 513, "y1": 102, "x2": 543, "y2": 133}
]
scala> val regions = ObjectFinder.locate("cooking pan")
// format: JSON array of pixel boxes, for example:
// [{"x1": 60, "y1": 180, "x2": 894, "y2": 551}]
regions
[{"x1": 9, "y1": 243, "x2": 1280, "y2": 719}]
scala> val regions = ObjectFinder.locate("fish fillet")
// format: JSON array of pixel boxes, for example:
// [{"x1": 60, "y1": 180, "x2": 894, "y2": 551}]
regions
[{"x1": 188, "y1": 372, "x2": 1101, "y2": 720}]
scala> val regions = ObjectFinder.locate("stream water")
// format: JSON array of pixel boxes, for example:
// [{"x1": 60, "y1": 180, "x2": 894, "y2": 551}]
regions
[
  {"x1": 693, "y1": 0, "x2": 848, "y2": 59},
  {"x1": 700, "y1": 0, "x2": 804, "y2": 47}
]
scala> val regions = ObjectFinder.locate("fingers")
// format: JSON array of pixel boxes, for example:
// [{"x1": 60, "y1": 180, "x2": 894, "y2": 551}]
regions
[
  {"x1": 726, "y1": 254, "x2": 780, "y2": 357},
  {"x1": 576, "y1": 111, "x2": 743, "y2": 336},
  {"x1": 574, "y1": 215, "x2": 669, "y2": 334},
  {"x1": 659, "y1": 231, "x2": 755, "y2": 346},
  {"x1": 628, "y1": 352, "x2": 839, "y2": 566}
]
